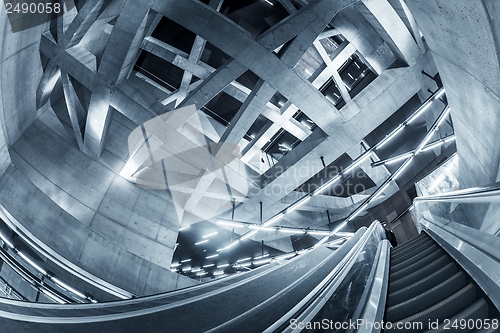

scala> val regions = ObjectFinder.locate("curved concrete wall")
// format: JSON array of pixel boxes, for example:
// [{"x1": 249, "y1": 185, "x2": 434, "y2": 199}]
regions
[
  {"x1": 0, "y1": 8, "x2": 196, "y2": 295},
  {"x1": 405, "y1": 0, "x2": 500, "y2": 188}
]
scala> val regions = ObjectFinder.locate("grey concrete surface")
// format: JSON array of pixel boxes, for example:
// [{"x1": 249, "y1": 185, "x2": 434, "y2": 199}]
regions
[
  {"x1": 406, "y1": 0, "x2": 500, "y2": 188},
  {"x1": 0, "y1": 0, "x2": 497, "y2": 304}
]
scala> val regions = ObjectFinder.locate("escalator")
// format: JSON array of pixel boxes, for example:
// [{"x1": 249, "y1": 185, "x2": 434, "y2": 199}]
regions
[{"x1": 385, "y1": 232, "x2": 497, "y2": 333}]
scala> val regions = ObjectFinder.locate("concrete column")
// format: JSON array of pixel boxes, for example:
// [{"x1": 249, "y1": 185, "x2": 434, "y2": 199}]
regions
[
  {"x1": 83, "y1": 0, "x2": 152, "y2": 159},
  {"x1": 405, "y1": 0, "x2": 500, "y2": 187}
]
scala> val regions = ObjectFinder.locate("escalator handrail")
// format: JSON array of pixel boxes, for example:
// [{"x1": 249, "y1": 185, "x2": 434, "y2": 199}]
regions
[
  {"x1": 414, "y1": 181, "x2": 500, "y2": 203},
  {"x1": 264, "y1": 221, "x2": 385, "y2": 333}
]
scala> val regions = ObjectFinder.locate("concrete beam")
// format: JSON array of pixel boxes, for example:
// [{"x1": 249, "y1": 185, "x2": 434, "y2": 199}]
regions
[
  {"x1": 313, "y1": 40, "x2": 352, "y2": 103},
  {"x1": 64, "y1": 0, "x2": 105, "y2": 48},
  {"x1": 141, "y1": 37, "x2": 212, "y2": 80},
  {"x1": 152, "y1": 0, "x2": 345, "y2": 131},
  {"x1": 355, "y1": 0, "x2": 421, "y2": 66},
  {"x1": 61, "y1": 71, "x2": 85, "y2": 149},
  {"x1": 237, "y1": 63, "x2": 422, "y2": 222},
  {"x1": 257, "y1": 0, "x2": 358, "y2": 52},
  {"x1": 220, "y1": 80, "x2": 276, "y2": 146},
  {"x1": 333, "y1": 7, "x2": 397, "y2": 75}
]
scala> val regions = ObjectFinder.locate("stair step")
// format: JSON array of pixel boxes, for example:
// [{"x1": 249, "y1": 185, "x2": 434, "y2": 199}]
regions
[
  {"x1": 391, "y1": 244, "x2": 440, "y2": 272},
  {"x1": 386, "y1": 272, "x2": 467, "y2": 322},
  {"x1": 388, "y1": 262, "x2": 458, "y2": 306},
  {"x1": 391, "y1": 233, "x2": 430, "y2": 255},
  {"x1": 391, "y1": 239, "x2": 436, "y2": 265},
  {"x1": 390, "y1": 255, "x2": 450, "y2": 293},
  {"x1": 385, "y1": 283, "x2": 477, "y2": 333},
  {"x1": 391, "y1": 249, "x2": 445, "y2": 281},
  {"x1": 423, "y1": 298, "x2": 488, "y2": 332}
]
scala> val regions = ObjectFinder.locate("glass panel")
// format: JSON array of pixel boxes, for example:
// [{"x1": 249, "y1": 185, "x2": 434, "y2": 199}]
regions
[
  {"x1": 415, "y1": 185, "x2": 500, "y2": 238},
  {"x1": 303, "y1": 223, "x2": 385, "y2": 333}
]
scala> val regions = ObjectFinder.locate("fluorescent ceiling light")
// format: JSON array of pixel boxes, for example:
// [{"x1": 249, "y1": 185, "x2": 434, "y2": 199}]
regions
[
  {"x1": 377, "y1": 125, "x2": 405, "y2": 150},
  {"x1": 195, "y1": 239, "x2": 209, "y2": 246},
  {"x1": 279, "y1": 229, "x2": 305, "y2": 234},
  {"x1": 348, "y1": 204, "x2": 367, "y2": 221},
  {"x1": 249, "y1": 225, "x2": 275, "y2": 231},
  {"x1": 206, "y1": 254, "x2": 219, "y2": 259},
  {"x1": 181, "y1": 259, "x2": 191, "y2": 263},
  {"x1": 314, "y1": 236, "x2": 329, "y2": 247},
  {"x1": 254, "y1": 254, "x2": 270, "y2": 260},
  {"x1": 422, "y1": 140, "x2": 444, "y2": 152},
  {"x1": 203, "y1": 232, "x2": 218, "y2": 238},
  {"x1": 253, "y1": 259, "x2": 271, "y2": 265},
  {"x1": 241, "y1": 230, "x2": 257, "y2": 240},
  {"x1": 287, "y1": 197, "x2": 310, "y2": 213},
  {"x1": 42, "y1": 290, "x2": 65, "y2": 304},
  {"x1": 370, "y1": 182, "x2": 390, "y2": 201},
  {"x1": 179, "y1": 225, "x2": 190, "y2": 231},
  {"x1": 435, "y1": 107, "x2": 451, "y2": 128},
  {"x1": 275, "y1": 253, "x2": 296, "y2": 261},
  {"x1": 0, "y1": 232, "x2": 13, "y2": 248},
  {"x1": 313, "y1": 175, "x2": 342, "y2": 196},
  {"x1": 216, "y1": 220, "x2": 246, "y2": 228},
  {"x1": 434, "y1": 89, "x2": 446, "y2": 99},
  {"x1": 307, "y1": 231, "x2": 331, "y2": 236},
  {"x1": 407, "y1": 103, "x2": 432, "y2": 124},
  {"x1": 392, "y1": 156, "x2": 414, "y2": 179},
  {"x1": 237, "y1": 257, "x2": 251, "y2": 263},
  {"x1": 385, "y1": 152, "x2": 413, "y2": 165},
  {"x1": 263, "y1": 213, "x2": 284, "y2": 226},
  {"x1": 53, "y1": 278, "x2": 86, "y2": 299},
  {"x1": 344, "y1": 153, "x2": 371, "y2": 174},
  {"x1": 18, "y1": 252, "x2": 47, "y2": 275},
  {"x1": 203, "y1": 264, "x2": 214, "y2": 268}
]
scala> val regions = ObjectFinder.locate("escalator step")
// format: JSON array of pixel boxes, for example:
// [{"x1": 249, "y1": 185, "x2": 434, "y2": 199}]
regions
[
  {"x1": 388, "y1": 262, "x2": 458, "y2": 306},
  {"x1": 385, "y1": 283, "x2": 477, "y2": 333},
  {"x1": 391, "y1": 234, "x2": 430, "y2": 255},
  {"x1": 391, "y1": 244, "x2": 440, "y2": 272},
  {"x1": 391, "y1": 234, "x2": 432, "y2": 254},
  {"x1": 422, "y1": 298, "x2": 488, "y2": 332},
  {"x1": 391, "y1": 240, "x2": 436, "y2": 265},
  {"x1": 391, "y1": 249, "x2": 445, "y2": 281},
  {"x1": 386, "y1": 272, "x2": 467, "y2": 322},
  {"x1": 390, "y1": 255, "x2": 450, "y2": 293}
]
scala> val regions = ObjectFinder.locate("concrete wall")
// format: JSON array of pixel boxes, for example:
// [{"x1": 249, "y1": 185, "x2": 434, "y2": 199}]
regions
[
  {"x1": 405, "y1": 0, "x2": 500, "y2": 188},
  {"x1": 0, "y1": 7, "x2": 197, "y2": 296}
]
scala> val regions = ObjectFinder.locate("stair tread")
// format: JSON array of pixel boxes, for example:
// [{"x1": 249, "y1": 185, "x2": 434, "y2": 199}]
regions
[
  {"x1": 385, "y1": 283, "x2": 477, "y2": 333},
  {"x1": 391, "y1": 250, "x2": 445, "y2": 280},
  {"x1": 390, "y1": 255, "x2": 451, "y2": 293},
  {"x1": 388, "y1": 262, "x2": 458, "y2": 306},
  {"x1": 422, "y1": 298, "x2": 488, "y2": 333},
  {"x1": 386, "y1": 272, "x2": 466, "y2": 322}
]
